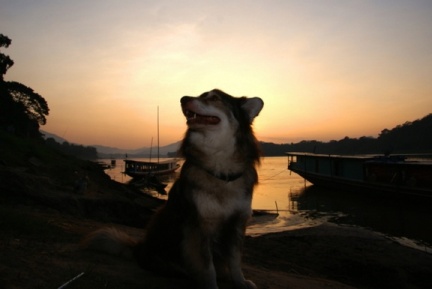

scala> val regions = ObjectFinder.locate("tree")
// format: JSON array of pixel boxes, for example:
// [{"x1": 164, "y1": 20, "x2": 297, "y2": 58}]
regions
[
  {"x1": 0, "y1": 34, "x2": 49, "y2": 138},
  {"x1": 7, "y1": 81, "x2": 49, "y2": 125},
  {"x1": 0, "y1": 34, "x2": 13, "y2": 80}
]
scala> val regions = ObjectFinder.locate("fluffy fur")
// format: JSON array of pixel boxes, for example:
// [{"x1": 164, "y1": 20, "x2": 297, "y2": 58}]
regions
[{"x1": 82, "y1": 89, "x2": 264, "y2": 289}]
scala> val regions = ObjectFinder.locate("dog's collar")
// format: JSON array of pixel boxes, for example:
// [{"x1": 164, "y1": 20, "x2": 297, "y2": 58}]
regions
[
  {"x1": 205, "y1": 169, "x2": 243, "y2": 182},
  {"x1": 185, "y1": 161, "x2": 243, "y2": 182}
]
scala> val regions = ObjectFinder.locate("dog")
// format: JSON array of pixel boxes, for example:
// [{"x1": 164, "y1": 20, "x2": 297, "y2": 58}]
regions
[{"x1": 83, "y1": 89, "x2": 264, "y2": 289}]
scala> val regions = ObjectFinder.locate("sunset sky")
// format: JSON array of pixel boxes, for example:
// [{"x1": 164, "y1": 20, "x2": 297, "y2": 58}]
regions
[{"x1": 1, "y1": 0, "x2": 432, "y2": 149}]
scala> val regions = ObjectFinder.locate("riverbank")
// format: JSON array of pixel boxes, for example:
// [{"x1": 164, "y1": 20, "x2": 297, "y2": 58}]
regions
[
  {"x1": 2, "y1": 200, "x2": 431, "y2": 289},
  {"x1": 244, "y1": 223, "x2": 432, "y2": 289},
  {"x1": 1, "y1": 135, "x2": 432, "y2": 288}
]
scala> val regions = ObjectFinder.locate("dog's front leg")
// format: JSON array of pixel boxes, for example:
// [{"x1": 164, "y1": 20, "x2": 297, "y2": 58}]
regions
[
  {"x1": 182, "y1": 226, "x2": 219, "y2": 289},
  {"x1": 229, "y1": 249, "x2": 257, "y2": 289},
  {"x1": 225, "y1": 218, "x2": 257, "y2": 289}
]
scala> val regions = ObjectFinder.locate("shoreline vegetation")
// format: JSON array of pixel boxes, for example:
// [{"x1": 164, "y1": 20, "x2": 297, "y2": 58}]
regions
[{"x1": 1, "y1": 133, "x2": 432, "y2": 289}]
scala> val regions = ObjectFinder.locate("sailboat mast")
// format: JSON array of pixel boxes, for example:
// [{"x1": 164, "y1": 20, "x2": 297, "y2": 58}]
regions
[
  {"x1": 157, "y1": 106, "x2": 160, "y2": 164},
  {"x1": 149, "y1": 137, "x2": 153, "y2": 163}
]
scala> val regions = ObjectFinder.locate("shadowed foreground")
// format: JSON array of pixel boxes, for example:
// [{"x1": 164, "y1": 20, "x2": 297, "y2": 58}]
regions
[
  {"x1": 0, "y1": 136, "x2": 431, "y2": 288},
  {"x1": 2, "y1": 202, "x2": 431, "y2": 289}
]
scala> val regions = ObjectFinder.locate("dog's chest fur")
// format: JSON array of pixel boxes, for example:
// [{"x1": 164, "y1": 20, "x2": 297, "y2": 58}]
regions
[
  {"x1": 178, "y1": 155, "x2": 253, "y2": 231},
  {"x1": 193, "y1": 176, "x2": 251, "y2": 220},
  {"x1": 193, "y1": 186, "x2": 251, "y2": 238}
]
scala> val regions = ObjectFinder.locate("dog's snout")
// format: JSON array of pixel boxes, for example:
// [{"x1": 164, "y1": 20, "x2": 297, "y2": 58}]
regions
[{"x1": 180, "y1": 96, "x2": 192, "y2": 105}]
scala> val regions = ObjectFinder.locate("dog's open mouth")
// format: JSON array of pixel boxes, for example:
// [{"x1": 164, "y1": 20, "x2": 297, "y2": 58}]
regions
[{"x1": 184, "y1": 110, "x2": 221, "y2": 125}]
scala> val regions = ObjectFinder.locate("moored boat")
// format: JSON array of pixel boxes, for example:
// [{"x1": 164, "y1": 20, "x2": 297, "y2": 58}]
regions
[
  {"x1": 286, "y1": 152, "x2": 432, "y2": 198},
  {"x1": 123, "y1": 159, "x2": 180, "y2": 178}
]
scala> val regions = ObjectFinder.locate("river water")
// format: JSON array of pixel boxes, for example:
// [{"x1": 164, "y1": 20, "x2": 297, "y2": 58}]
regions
[{"x1": 101, "y1": 156, "x2": 432, "y2": 252}]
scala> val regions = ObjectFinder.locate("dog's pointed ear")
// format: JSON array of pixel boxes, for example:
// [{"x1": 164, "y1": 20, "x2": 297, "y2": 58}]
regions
[{"x1": 241, "y1": 97, "x2": 264, "y2": 122}]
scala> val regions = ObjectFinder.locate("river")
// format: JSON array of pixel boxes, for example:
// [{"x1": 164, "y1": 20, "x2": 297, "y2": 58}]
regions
[{"x1": 101, "y1": 156, "x2": 432, "y2": 251}]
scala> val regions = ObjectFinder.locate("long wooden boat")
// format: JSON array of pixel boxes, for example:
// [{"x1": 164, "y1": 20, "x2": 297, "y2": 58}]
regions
[
  {"x1": 123, "y1": 159, "x2": 180, "y2": 178},
  {"x1": 286, "y1": 152, "x2": 432, "y2": 198}
]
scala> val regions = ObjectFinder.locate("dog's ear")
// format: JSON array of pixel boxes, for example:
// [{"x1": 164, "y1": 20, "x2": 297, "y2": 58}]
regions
[{"x1": 241, "y1": 97, "x2": 264, "y2": 122}]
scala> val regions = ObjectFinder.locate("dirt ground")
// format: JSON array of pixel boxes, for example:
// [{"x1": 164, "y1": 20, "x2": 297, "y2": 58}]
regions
[
  {"x1": 1, "y1": 151, "x2": 432, "y2": 289},
  {"x1": 2, "y1": 199, "x2": 432, "y2": 289}
]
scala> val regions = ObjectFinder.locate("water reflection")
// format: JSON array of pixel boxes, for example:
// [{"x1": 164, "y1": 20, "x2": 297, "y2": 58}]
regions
[
  {"x1": 293, "y1": 185, "x2": 432, "y2": 248},
  {"x1": 103, "y1": 157, "x2": 432, "y2": 250}
]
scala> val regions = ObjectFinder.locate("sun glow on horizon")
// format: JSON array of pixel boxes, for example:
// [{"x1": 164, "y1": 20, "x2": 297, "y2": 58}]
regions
[{"x1": 2, "y1": 1, "x2": 432, "y2": 149}]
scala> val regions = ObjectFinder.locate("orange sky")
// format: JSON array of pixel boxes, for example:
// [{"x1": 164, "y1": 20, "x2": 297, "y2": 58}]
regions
[{"x1": 2, "y1": 1, "x2": 432, "y2": 149}]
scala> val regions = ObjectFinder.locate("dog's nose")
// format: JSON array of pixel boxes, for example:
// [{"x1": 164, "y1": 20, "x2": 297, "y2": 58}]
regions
[{"x1": 180, "y1": 96, "x2": 192, "y2": 105}]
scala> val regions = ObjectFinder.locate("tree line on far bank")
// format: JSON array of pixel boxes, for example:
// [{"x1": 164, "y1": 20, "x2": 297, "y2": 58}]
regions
[
  {"x1": 261, "y1": 113, "x2": 432, "y2": 156},
  {"x1": 45, "y1": 137, "x2": 98, "y2": 160}
]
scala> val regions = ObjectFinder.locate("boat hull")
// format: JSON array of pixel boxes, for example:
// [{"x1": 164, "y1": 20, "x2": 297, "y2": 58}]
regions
[
  {"x1": 287, "y1": 152, "x2": 432, "y2": 199},
  {"x1": 123, "y1": 159, "x2": 180, "y2": 179},
  {"x1": 292, "y1": 168, "x2": 432, "y2": 198},
  {"x1": 124, "y1": 168, "x2": 179, "y2": 178}
]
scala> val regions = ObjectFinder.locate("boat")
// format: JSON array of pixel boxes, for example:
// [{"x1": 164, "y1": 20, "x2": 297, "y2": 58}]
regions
[
  {"x1": 123, "y1": 158, "x2": 180, "y2": 195},
  {"x1": 123, "y1": 106, "x2": 181, "y2": 186},
  {"x1": 286, "y1": 152, "x2": 432, "y2": 198},
  {"x1": 123, "y1": 158, "x2": 180, "y2": 178},
  {"x1": 124, "y1": 106, "x2": 180, "y2": 177}
]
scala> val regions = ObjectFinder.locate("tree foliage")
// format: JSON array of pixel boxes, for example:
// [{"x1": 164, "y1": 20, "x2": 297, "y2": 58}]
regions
[
  {"x1": 0, "y1": 34, "x2": 13, "y2": 80},
  {"x1": 262, "y1": 113, "x2": 432, "y2": 156},
  {"x1": 0, "y1": 33, "x2": 49, "y2": 138},
  {"x1": 6, "y1": 81, "x2": 49, "y2": 125}
]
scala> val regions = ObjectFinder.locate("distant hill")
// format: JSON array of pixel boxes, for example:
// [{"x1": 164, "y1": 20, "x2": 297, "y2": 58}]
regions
[
  {"x1": 41, "y1": 113, "x2": 432, "y2": 157},
  {"x1": 40, "y1": 130, "x2": 68, "y2": 144},
  {"x1": 94, "y1": 142, "x2": 181, "y2": 158},
  {"x1": 40, "y1": 130, "x2": 181, "y2": 158},
  {"x1": 41, "y1": 130, "x2": 98, "y2": 160}
]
